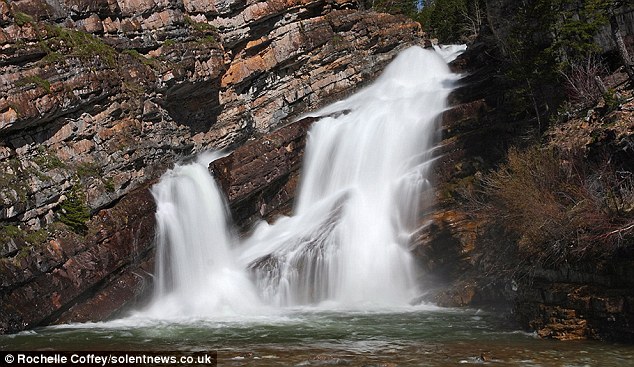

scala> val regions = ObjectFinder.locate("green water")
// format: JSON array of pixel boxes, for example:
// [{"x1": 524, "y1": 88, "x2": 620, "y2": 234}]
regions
[{"x1": 1, "y1": 307, "x2": 633, "y2": 366}]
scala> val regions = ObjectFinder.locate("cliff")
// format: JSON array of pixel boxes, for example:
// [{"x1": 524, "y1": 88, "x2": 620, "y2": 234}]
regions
[
  {"x1": 416, "y1": 0, "x2": 634, "y2": 342},
  {"x1": 0, "y1": 0, "x2": 425, "y2": 333}
]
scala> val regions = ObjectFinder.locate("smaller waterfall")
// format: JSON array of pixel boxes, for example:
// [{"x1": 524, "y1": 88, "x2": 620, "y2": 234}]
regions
[{"x1": 145, "y1": 152, "x2": 262, "y2": 318}]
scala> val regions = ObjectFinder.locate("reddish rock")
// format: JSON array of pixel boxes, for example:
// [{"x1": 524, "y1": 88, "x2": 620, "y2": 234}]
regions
[
  {"x1": 0, "y1": 187, "x2": 156, "y2": 334},
  {"x1": 0, "y1": 0, "x2": 427, "y2": 334},
  {"x1": 210, "y1": 117, "x2": 316, "y2": 228}
]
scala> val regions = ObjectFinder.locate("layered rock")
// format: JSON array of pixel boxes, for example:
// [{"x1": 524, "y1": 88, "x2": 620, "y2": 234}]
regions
[
  {"x1": 413, "y1": 38, "x2": 519, "y2": 309},
  {"x1": 0, "y1": 0, "x2": 422, "y2": 230},
  {"x1": 515, "y1": 259, "x2": 634, "y2": 341},
  {"x1": 0, "y1": 187, "x2": 155, "y2": 332},
  {"x1": 210, "y1": 117, "x2": 316, "y2": 230},
  {"x1": 0, "y1": 0, "x2": 425, "y2": 333}
]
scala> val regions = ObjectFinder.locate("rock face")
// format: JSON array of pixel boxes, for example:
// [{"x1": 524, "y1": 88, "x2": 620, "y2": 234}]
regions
[
  {"x1": 210, "y1": 117, "x2": 316, "y2": 230},
  {"x1": 0, "y1": 187, "x2": 156, "y2": 332},
  {"x1": 412, "y1": 38, "x2": 518, "y2": 309},
  {"x1": 0, "y1": 0, "x2": 425, "y2": 333},
  {"x1": 515, "y1": 260, "x2": 634, "y2": 341},
  {"x1": 418, "y1": 3, "x2": 634, "y2": 341}
]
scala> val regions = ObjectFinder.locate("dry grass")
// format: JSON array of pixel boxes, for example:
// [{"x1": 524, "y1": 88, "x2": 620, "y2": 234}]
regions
[{"x1": 472, "y1": 146, "x2": 633, "y2": 266}]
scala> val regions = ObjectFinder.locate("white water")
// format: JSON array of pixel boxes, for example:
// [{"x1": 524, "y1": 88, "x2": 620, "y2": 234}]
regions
[
  {"x1": 144, "y1": 46, "x2": 463, "y2": 318},
  {"x1": 145, "y1": 152, "x2": 264, "y2": 318}
]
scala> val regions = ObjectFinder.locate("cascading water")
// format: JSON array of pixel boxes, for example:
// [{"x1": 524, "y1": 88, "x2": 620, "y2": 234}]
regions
[
  {"x1": 145, "y1": 152, "x2": 263, "y2": 318},
  {"x1": 7, "y1": 45, "x2": 634, "y2": 367},
  {"x1": 146, "y1": 45, "x2": 464, "y2": 317}
]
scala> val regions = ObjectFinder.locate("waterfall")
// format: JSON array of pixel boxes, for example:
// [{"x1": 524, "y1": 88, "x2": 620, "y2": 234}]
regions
[
  {"x1": 146, "y1": 45, "x2": 463, "y2": 317},
  {"x1": 145, "y1": 152, "x2": 263, "y2": 318}
]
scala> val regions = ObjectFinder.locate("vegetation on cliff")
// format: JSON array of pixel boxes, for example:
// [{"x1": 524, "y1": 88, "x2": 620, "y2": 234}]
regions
[
  {"x1": 425, "y1": 0, "x2": 633, "y2": 340},
  {"x1": 371, "y1": 0, "x2": 485, "y2": 42},
  {"x1": 428, "y1": 1, "x2": 634, "y2": 265},
  {"x1": 472, "y1": 142, "x2": 633, "y2": 268},
  {"x1": 469, "y1": 0, "x2": 633, "y2": 265}
]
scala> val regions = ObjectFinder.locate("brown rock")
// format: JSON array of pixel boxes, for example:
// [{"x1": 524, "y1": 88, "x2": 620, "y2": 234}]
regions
[
  {"x1": 0, "y1": 187, "x2": 156, "y2": 334},
  {"x1": 0, "y1": 0, "x2": 427, "y2": 334},
  {"x1": 210, "y1": 117, "x2": 316, "y2": 228}
]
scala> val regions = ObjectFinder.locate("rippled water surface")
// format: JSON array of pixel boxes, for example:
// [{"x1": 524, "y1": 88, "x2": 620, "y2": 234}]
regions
[{"x1": 2, "y1": 308, "x2": 633, "y2": 366}]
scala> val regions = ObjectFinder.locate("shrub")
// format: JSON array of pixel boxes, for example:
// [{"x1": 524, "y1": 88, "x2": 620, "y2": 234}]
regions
[
  {"x1": 473, "y1": 146, "x2": 633, "y2": 266},
  {"x1": 59, "y1": 186, "x2": 91, "y2": 233},
  {"x1": 559, "y1": 55, "x2": 608, "y2": 110}
]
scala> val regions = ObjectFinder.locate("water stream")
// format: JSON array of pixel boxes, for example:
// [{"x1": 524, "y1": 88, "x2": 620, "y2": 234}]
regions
[
  {"x1": 3, "y1": 45, "x2": 634, "y2": 365},
  {"x1": 238, "y1": 45, "x2": 457, "y2": 308},
  {"x1": 144, "y1": 45, "x2": 461, "y2": 318}
]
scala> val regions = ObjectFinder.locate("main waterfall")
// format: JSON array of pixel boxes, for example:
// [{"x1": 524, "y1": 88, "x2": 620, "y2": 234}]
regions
[{"x1": 145, "y1": 45, "x2": 463, "y2": 318}]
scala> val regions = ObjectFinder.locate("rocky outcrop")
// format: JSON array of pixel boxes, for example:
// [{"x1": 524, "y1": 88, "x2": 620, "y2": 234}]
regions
[
  {"x1": 210, "y1": 117, "x2": 316, "y2": 230},
  {"x1": 413, "y1": 37, "x2": 519, "y2": 309},
  {"x1": 515, "y1": 259, "x2": 634, "y2": 341},
  {"x1": 0, "y1": 0, "x2": 425, "y2": 333},
  {"x1": 1, "y1": 0, "x2": 422, "y2": 230},
  {"x1": 0, "y1": 186, "x2": 155, "y2": 333}
]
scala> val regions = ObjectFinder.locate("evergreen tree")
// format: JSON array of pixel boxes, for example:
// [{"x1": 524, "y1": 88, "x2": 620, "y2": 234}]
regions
[
  {"x1": 502, "y1": 0, "x2": 615, "y2": 127},
  {"x1": 415, "y1": 0, "x2": 485, "y2": 43}
]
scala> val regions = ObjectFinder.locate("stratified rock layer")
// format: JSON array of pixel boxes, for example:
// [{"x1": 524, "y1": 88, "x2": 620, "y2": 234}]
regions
[
  {"x1": 210, "y1": 117, "x2": 316, "y2": 230},
  {"x1": 0, "y1": 0, "x2": 425, "y2": 333}
]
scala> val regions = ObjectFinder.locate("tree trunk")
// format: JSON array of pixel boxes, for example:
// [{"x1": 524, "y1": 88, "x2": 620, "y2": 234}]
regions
[{"x1": 609, "y1": 7, "x2": 634, "y2": 82}]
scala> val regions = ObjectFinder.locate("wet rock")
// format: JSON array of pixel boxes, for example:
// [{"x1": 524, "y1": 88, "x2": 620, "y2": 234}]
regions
[
  {"x1": 0, "y1": 0, "x2": 426, "y2": 333},
  {"x1": 210, "y1": 117, "x2": 316, "y2": 229}
]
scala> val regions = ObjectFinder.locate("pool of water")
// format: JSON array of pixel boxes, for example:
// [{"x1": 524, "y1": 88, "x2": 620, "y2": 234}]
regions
[{"x1": 2, "y1": 307, "x2": 633, "y2": 366}]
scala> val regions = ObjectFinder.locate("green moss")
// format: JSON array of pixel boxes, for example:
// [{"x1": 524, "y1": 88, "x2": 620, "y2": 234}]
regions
[
  {"x1": 16, "y1": 75, "x2": 51, "y2": 93},
  {"x1": 14, "y1": 246, "x2": 32, "y2": 262},
  {"x1": 45, "y1": 25, "x2": 117, "y2": 66},
  {"x1": 104, "y1": 177, "x2": 115, "y2": 193},
  {"x1": 40, "y1": 51, "x2": 63, "y2": 64},
  {"x1": 163, "y1": 39, "x2": 176, "y2": 47},
  {"x1": 0, "y1": 159, "x2": 29, "y2": 204},
  {"x1": 123, "y1": 49, "x2": 144, "y2": 60},
  {"x1": 123, "y1": 49, "x2": 161, "y2": 69},
  {"x1": 184, "y1": 15, "x2": 217, "y2": 33},
  {"x1": 196, "y1": 35, "x2": 218, "y2": 46},
  {"x1": 23, "y1": 229, "x2": 47, "y2": 245},
  {"x1": 75, "y1": 162, "x2": 101, "y2": 179},
  {"x1": 13, "y1": 11, "x2": 34, "y2": 27},
  {"x1": 122, "y1": 81, "x2": 145, "y2": 96},
  {"x1": 0, "y1": 225, "x2": 23, "y2": 242},
  {"x1": 59, "y1": 185, "x2": 90, "y2": 233},
  {"x1": 33, "y1": 147, "x2": 66, "y2": 170},
  {"x1": 0, "y1": 224, "x2": 47, "y2": 248}
]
